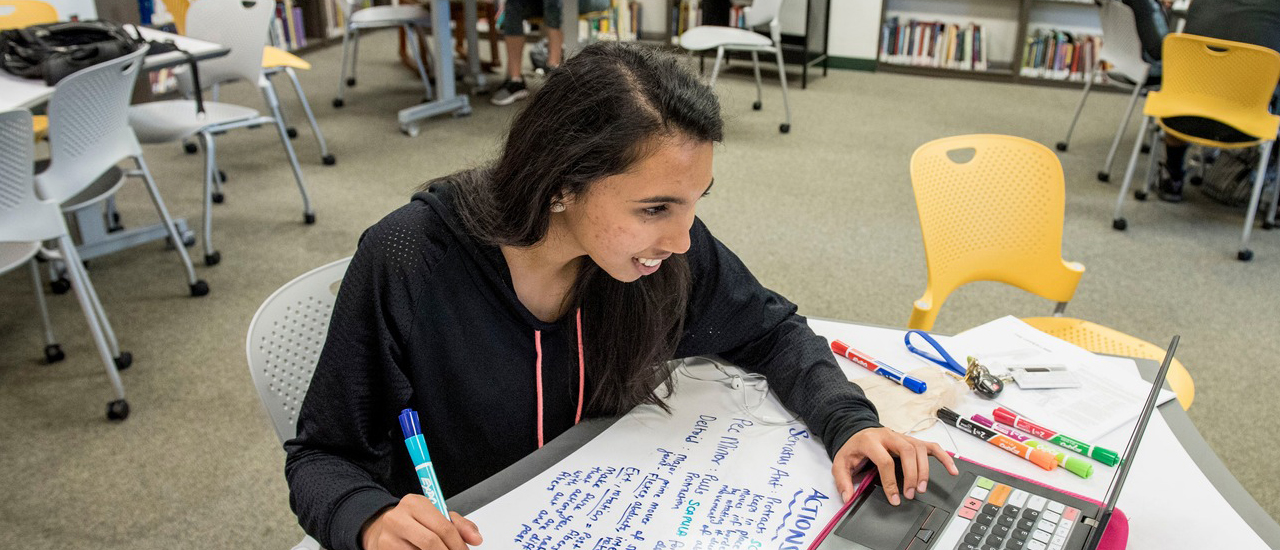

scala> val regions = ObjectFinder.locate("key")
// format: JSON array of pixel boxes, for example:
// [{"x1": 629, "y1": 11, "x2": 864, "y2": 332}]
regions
[
  {"x1": 977, "y1": 513, "x2": 996, "y2": 526},
  {"x1": 1018, "y1": 519, "x2": 1036, "y2": 531},
  {"x1": 969, "y1": 487, "x2": 991, "y2": 501},
  {"x1": 1055, "y1": 523, "x2": 1072, "y2": 537},
  {"x1": 987, "y1": 534, "x2": 1006, "y2": 547},
  {"x1": 1022, "y1": 510, "x2": 1040, "y2": 522},
  {"x1": 1026, "y1": 496, "x2": 1047, "y2": 512},
  {"x1": 1026, "y1": 541, "x2": 1047, "y2": 550},
  {"x1": 997, "y1": 515, "x2": 1014, "y2": 527},
  {"x1": 1008, "y1": 490, "x2": 1029, "y2": 508},
  {"x1": 991, "y1": 524, "x2": 1011, "y2": 537},
  {"x1": 1005, "y1": 537, "x2": 1026, "y2": 550},
  {"x1": 1032, "y1": 529, "x2": 1052, "y2": 544},
  {"x1": 1002, "y1": 506, "x2": 1021, "y2": 518},
  {"x1": 983, "y1": 504, "x2": 1001, "y2": 517},
  {"x1": 1036, "y1": 520, "x2": 1057, "y2": 534},
  {"x1": 970, "y1": 523, "x2": 990, "y2": 536},
  {"x1": 1042, "y1": 510, "x2": 1061, "y2": 524},
  {"x1": 966, "y1": 533, "x2": 984, "y2": 546},
  {"x1": 1046, "y1": 501, "x2": 1065, "y2": 514}
]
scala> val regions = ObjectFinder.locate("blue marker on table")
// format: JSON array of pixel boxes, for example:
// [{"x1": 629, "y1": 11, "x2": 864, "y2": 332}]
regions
[
  {"x1": 831, "y1": 340, "x2": 928, "y2": 394},
  {"x1": 398, "y1": 408, "x2": 450, "y2": 517}
]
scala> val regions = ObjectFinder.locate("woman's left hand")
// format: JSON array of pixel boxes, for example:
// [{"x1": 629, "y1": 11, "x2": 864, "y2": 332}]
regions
[{"x1": 831, "y1": 427, "x2": 959, "y2": 505}]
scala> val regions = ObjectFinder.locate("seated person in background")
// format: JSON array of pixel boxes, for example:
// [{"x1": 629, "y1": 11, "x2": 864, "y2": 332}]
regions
[
  {"x1": 1120, "y1": 0, "x2": 1170, "y2": 70},
  {"x1": 1158, "y1": 0, "x2": 1280, "y2": 202},
  {"x1": 286, "y1": 42, "x2": 957, "y2": 550},
  {"x1": 490, "y1": 0, "x2": 613, "y2": 106}
]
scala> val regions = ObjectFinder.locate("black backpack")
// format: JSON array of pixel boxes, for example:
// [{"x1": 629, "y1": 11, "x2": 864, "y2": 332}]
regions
[{"x1": 0, "y1": 20, "x2": 141, "y2": 85}]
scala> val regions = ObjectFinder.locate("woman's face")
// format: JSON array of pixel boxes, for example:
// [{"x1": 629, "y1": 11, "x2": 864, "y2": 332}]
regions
[{"x1": 558, "y1": 137, "x2": 715, "y2": 283}]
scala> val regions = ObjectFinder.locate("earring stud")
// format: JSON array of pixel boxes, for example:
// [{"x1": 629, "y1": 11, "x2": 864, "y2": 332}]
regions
[{"x1": 550, "y1": 202, "x2": 566, "y2": 213}]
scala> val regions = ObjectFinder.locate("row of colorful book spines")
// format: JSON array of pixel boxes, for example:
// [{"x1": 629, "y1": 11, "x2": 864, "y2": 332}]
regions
[
  {"x1": 880, "y1": 21, "x2": 986, "y2": 59},
  {"x1": 273, "y1": 3, "x2": 306, "y2": 50},
  {"x1": 1021, "y1": 35, "x2": 1100, "y2": 73}
]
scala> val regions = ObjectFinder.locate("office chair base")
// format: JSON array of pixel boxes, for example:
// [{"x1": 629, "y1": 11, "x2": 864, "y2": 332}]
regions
[
  {"x1": 346, "y1": 78, "x2": 356, "y2": 87},
  {"x1": 212, "y1": 192, "x2": 224, "y2": 204},
  {"x1": 1097, "y1": 171, "x2": 1110, "y2": 182},
  {"x1": 1112, "y1": 218, "x2": 1127, "y2": 231},
  {"x1": 1134, "y1": 190, "x2": 1148, "y2": 201},
  {"x1": 44, "y1": 344, "x2": 65, "y2": 364},
  {"x1": 184, "y1": 142, "x2": 199, "y2": 154},
  {"x1": 752, "y1": 101, "x2": 762, "y2": 111},
  {"x1": 332, "y1": 98, "x2": 345, "y2": 108},
  {"x1": 286, "y1": 127, "x2": 298, "y2": 139},
  {"x1": 114, "y1": 352, "x2": 132, "y2": 370},
  {"x1": 205, "y1": 251, "x2": 221, "y2": 266},
  {"x1": 304, "y1": 212, "x2": 316, "y2": 225},
  {"x1": 1055, "y1": 142, "x2": 1068, "y2": 152},
  {"x1": 190, "y1": 280, "x2": 210, "y2": 297},
  {"x1": 1238, "y1": 249, "x2": 1254, "y2": 261},
  {"x1": 322, "y1": 154, "x2": 336, "y2": 166},
  {"x1": 50, "y1": 276, "x2": 71, "y2": 295},
  {"x1": 779, "y1": 124, "x2": 790, "y2": 134},
  {"x1": 107, "y1": 399, "x2": 129, "y2": 421}
]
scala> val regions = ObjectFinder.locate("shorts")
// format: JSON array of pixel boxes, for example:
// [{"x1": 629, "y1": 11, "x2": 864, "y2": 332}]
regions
[{"x1": 499, "y1": 0, "x2": 613, "y2": 36}]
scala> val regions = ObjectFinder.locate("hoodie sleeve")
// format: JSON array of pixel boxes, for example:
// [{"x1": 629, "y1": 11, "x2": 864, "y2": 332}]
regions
[
  {"x1": 675, "y1": 219, "x2": 882, "y2": 459},
  {"x1": 284, "y1": 203, "x2": 436, "y2": 550}
]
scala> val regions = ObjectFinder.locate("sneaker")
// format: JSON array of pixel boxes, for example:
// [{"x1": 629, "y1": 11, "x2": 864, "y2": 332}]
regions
[
  {"x1": 1158, "y1": 173, "x2": 1185, "y2": 203},
  {"x1": 490, "y1": 79, "x2": 529, "y2": 106}
]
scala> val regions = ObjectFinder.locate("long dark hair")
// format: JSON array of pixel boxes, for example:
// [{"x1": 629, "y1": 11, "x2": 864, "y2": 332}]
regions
[{"x1": 453, "y1": 41, "x2": 723, "y2": 415}]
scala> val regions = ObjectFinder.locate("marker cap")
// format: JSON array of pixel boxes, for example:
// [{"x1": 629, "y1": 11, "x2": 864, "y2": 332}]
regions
[
  {"x1": 830, "y1": 340, "x2": 850, "y2": 356},
  {"x1": 1062, "y1": 456, "x2": 1095, "y2": 478},
  {"x1": 1091, "y1": 447, "x2": 1121, "y2": 467},
  {"x1": 903, "y1": 377, "x2": 928, "y2": 393},
  {"x1": 1028, "y1": 448, "x2": 1057, "y2": 471}
]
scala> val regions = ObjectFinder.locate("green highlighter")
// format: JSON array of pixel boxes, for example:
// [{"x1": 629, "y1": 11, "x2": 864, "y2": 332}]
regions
[
  {"x1": 992, "y1": 407, "x2": 1121, "y2": 467},
  {"x1": 1025, "y1": 440, "x2": 1094, "y2": 478}
]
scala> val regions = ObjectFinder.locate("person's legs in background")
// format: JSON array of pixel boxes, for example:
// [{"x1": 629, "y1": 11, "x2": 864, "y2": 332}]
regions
[
  {"x1": 493, "y1": 0, "x2": 536, "y2": 105},
  {"x1": 1161, "y1": 134, "x2": 1190, "y2": 202}
]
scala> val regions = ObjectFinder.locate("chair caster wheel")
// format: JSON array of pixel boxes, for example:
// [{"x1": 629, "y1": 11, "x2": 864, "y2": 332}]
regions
[
  {"x1": 107, "y1": 399, "x2": 129, "y2": 421},
  {"x1": 211, "y1": 192, "x2": 224, "y2": 204},
  {"x1": 1134, "y1": 190, "x2": 1148, "y2": 201},
  {"x1": 182, "y1": 234, "x2": 196, "y2": 248},
  {"x1": 287, "y1": 127, "x2": 298, "y2": 139},
  {"x1": 304, "y1": 212, "x2": 316, "y2": 224},
  {"x1": 50, "y1": 276, "x2": 71, "y2": 294},
  {"x1": 752, "y1": 101, "x2": 762, "y2": 111},
  {"x1": 114, "y1": 352, "x2": 132, "y2": 370},
  {"x1": 332, "y1": 98, "x2": 344, "y2": 108},
  {"x1": 190, "y1": 280, "x2": 210, "y2": 297},
  {"x1": 1140, "y1": 143, "x2": 1151, "y2": 154},
  {"x1": 779, "y1": 123, "x2": 790, "y2": 134},
  {"x1": 1112, "y1": 218, "x2": 1127, "y2": 231},
  {"x1": 346, "y1": 77, "x2": 356, "y2": 87},
  {"x1": 1097, "y1": 171, "x2": 1110, "y2": 182},
  {"x1": 218, "y1": 170, "x2": 227, "y2": 183},
  {"x1": 322, "y1": 154, "x2": 336, "y2": 166},
  {"x1": 1238, "y1": 249, "x2": 1254, "y2": 261},
  {"x1": 205, "y1": 251, "x2": 221, "y2": 266},
  {"x1": 1263, "y1": 220, "x2": 1276, "y2": 230},
  {"x1": 1189, "y1": 175, "x2": 1203, "y2": 186},
  {"x1": 1055, "y1": 142, "x2": 1068, "y2": 152},
  {"x1": 44, "y1": 344, "x2": 65, "y2": 364},
  {"x1": 184, "y1": 142, "x2": 199, "y2": 154}
]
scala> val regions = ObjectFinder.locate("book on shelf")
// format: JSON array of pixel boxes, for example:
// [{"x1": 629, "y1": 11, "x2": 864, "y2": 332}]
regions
[
  {"x1": 1019, "y1": 28, "x2": 1106, "y2": 82},
  {"x1": 670, "y1": 0, "x2": 703, "y2": 44},
  {"x1": 880, "y1": 17, "x2": 989, "y2": 71}
]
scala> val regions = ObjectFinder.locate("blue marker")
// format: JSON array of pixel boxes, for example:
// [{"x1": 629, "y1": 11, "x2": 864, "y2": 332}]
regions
[
  {"x1": 831, "y1": 340, "x2": 928, "y2": 394},
  {"x1": 398, "y1": 408, "x2": 450, "y2": 517}
]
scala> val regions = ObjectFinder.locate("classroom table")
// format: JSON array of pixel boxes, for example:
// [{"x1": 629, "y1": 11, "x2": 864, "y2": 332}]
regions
[
  {"x1": 0, "y1": 26, "x2": 229, "y2": 264},
  {"x1": 395, "y1": 0, "x2": 483, "y2": 136},
  {"x1": 449, "y1": 319, "x2": 1280, "y2": 549}
]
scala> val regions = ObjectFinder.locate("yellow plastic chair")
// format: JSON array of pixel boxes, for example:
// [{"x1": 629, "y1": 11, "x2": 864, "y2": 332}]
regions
[
  {"x1": 0, "y1": 0, "x2": 57, "y2": 139},
  {"x1": 908, "y1": 134, "x2": 1194, "y2": 410},
  {"x1": 1112, "y1": 33, "x2": 1280, "y2": 262}
]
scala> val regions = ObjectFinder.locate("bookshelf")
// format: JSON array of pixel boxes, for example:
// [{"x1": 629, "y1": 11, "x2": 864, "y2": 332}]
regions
[{"x1": 877, "y1": 0, "x2": 1115, "y2": 89}]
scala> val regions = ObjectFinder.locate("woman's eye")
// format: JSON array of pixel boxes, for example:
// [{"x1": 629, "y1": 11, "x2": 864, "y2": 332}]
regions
[{"x1": 642, "y1": 205, "x2": 668, "y2": 217}]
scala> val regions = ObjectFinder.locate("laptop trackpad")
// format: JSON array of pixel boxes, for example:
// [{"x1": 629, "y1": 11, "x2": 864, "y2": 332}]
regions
[{"x1": 834, "y1": 487, "x2": 932, "y2": 550}]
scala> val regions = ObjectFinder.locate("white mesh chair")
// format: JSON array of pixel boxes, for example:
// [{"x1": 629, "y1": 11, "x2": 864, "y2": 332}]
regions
[
  {"x1": 331, "y1": 0, "x2": 434, "y2": 108},
  {"x1": 35, "y1": 46, "x2": 210, "y2": 297},
  {"x1": 1055, "y1": 0, "x2": 1157, "y2": 183},
  {"x1": 246, "y1": 256, "x2": 350, "y2": 550},
  {"x1": 130, "y1": 0, "x2": 316, "y2": 267},
  {"x1": 679, "y1": 0, "x2": 792, "y2": 134},
  {"x1": 1, "y1": 109, "x2": 133, "y2": 420}
]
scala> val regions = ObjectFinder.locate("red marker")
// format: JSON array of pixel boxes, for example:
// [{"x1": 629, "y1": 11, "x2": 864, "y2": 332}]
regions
[{"x1": 831, "y1": 340, "x2": 927, "y2": 394}]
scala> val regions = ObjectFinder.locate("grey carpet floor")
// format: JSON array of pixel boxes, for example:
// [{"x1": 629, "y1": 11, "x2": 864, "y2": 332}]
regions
[{"x1": 1, "y1": 30, "x2": 1277, "y2": 549}]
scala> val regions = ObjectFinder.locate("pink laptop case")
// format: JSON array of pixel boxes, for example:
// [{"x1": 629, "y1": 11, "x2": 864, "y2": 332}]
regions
[{"x1": 806, "y1": 454, "x2": 1129, "y2": 550}]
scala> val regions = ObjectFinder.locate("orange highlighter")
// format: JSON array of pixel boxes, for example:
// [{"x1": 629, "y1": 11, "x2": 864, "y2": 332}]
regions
[{"x1": 937, "y1": 407, "x2": 1057, "y2": 471}]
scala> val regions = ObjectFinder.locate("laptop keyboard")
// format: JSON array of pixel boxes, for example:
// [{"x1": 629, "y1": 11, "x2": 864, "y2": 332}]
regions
[{"x1": 932, "y1": 476, "x2": 1080, "y2": 550}]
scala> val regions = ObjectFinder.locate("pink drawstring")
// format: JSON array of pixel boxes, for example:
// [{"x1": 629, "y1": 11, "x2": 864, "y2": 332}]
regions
[{"x1": 533, "y1": 309, "x2": 586, "y2": 449}]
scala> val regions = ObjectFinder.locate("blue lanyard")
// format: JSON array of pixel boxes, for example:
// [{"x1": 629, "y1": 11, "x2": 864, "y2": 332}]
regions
[{"x1": 904, "y1": 330, "x2": 967, "y2": 378}]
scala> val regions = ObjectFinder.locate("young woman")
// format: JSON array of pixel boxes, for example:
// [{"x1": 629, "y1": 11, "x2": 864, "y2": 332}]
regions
[{"x1": 285, "y1": 42, "x2": 957, "y2": 550}]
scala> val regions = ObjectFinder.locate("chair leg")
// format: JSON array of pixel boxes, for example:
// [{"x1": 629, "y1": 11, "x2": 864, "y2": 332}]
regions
[
  {"x1": 1058, "y1": 60, "x2": 1097, "y2": 152},
  {"x1": 335, "y1": 27, "x2": 353, "y2": 105},
  {"x1": 284, "y1": 66, "x2": 334, "y2": 164},
  {"x1": 28, "y1": 259, "x2": 63, "y2": 363},
  {"x1": 57, "y1": 234, "x2": 128, "y2": 419},
  {"x1": 1113, "y1": 116, "x2": 1152, "y2": 229},
  {"x1": 1237, "y1": 141, "x2": 1273, "y2": 261},
  {"x1": 1101, "y1": 76, "x2": 1146, "y2": 182},
  {"x1": 351, "y1": 28, "x2": 361, "y2": 83},
  {"x1": 709, "y1": 46, "x2": 725, "y2": 87},
  {"x1": 406, "y1": 24, "x2": 434, "y2": 102},
  {"x1": 750, "y1": 51, "x2": 763, "y2": 110},
  {"x1": 134, "y1": 154, "x2": 208, "y2": 297},
  {"x1": 1265, "y1": 156, "x2": 1279, "y2": 228},
  {"x1": 199, "y1": 132, "x2": 219, "y2": 266},
  {"x1": 262, "y1": 83, "x2": 316, "y2": 224},
  {"x1": 1138, "y1": 126, "x2": 1162, "y2": 198},
  {"x1": 773, "y1": 46, "x2": 792, "y2": 133}
]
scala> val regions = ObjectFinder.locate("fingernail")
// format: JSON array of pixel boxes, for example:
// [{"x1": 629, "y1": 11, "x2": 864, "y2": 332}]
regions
[
  {"x1": 919, "y1": 481, "x2": 928, "y2": 493},
  {"x1": 842, "y1": 489, "x2": 852, "y2": 503},
  {"x1": 889, "y1": 493, "x2": 901, "y2": 506},
  {"x1": 905, "y1": 488, "x2": 915, "y2": 500}
]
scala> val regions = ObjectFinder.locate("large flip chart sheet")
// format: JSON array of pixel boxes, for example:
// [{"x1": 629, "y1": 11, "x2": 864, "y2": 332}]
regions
[{"x1": 468, "y1": 362, "x2": 844, "y2": 550}]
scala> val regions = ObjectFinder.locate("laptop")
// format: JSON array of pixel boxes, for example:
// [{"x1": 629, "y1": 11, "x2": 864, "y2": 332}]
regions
[{"x1": 809, "y1": 336, "x2": 1180, "y2": 550}]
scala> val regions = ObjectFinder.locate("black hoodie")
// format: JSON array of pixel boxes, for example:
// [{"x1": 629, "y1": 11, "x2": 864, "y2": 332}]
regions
[{"x1": 283, "y1": 174, "x2": 881, "y2": 550}]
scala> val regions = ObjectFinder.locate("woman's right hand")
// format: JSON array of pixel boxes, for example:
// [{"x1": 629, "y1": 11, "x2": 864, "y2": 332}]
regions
[{"x1": 361, "y1": 494, "x2": 484, "y2": 550}]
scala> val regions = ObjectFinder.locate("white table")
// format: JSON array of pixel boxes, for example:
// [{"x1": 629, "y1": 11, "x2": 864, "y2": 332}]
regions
[
  {"x1": 450, "y1": 319, "x2": 1280, "y2": 549},
  {"x1": 396, "y1": 0, "x2": 479, "y2": 136}
]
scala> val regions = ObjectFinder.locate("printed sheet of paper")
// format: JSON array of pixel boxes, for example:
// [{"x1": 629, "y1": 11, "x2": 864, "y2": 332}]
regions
[{"x1": 468, "y1": 362, "x2": 843, "y2": 550}]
